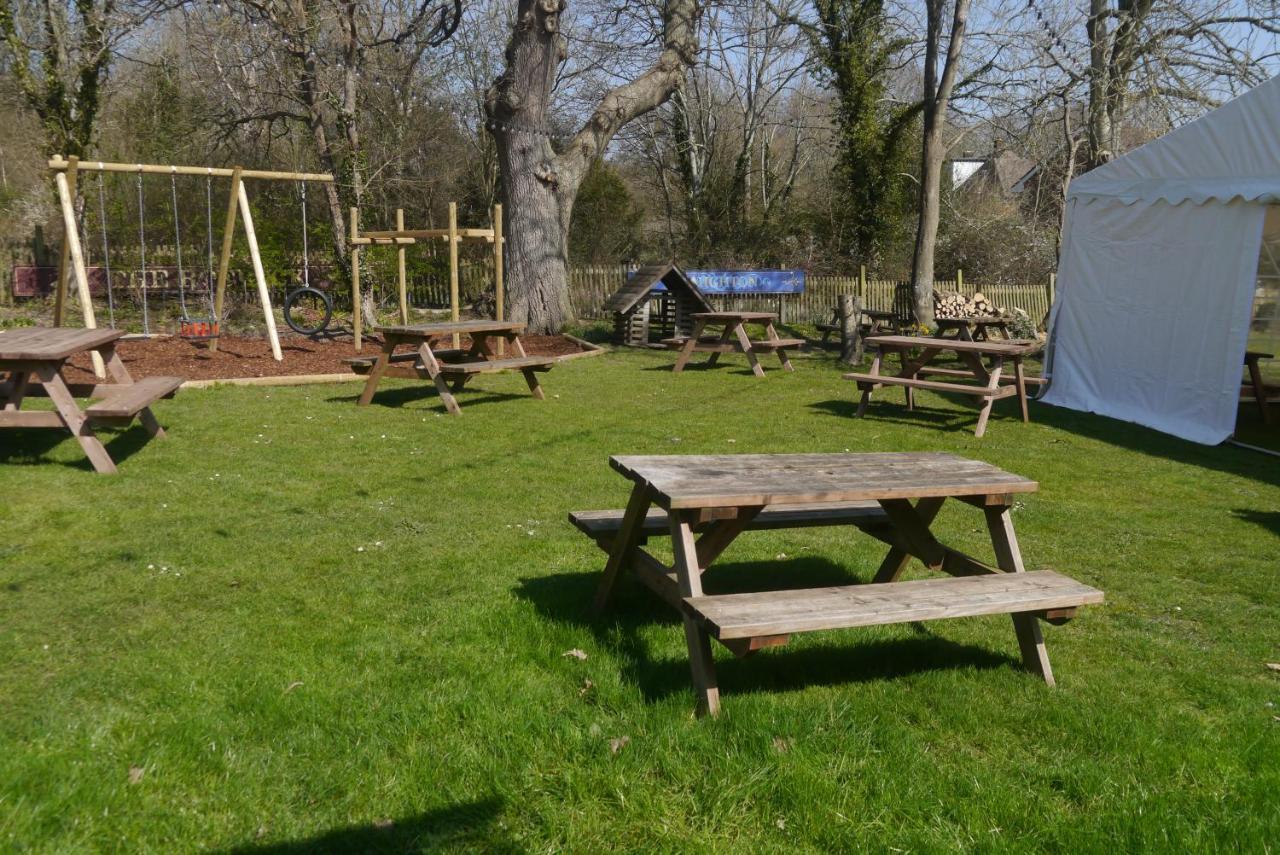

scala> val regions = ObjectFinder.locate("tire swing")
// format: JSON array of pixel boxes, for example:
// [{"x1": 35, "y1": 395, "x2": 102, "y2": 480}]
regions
[{"x1": 283, "y1": 181, "x2": 334, "y2": 337}]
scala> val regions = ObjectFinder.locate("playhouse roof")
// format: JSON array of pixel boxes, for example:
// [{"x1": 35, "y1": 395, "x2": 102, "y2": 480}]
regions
[{"x1": 605, "y1": 262, "x2": 715, "y2": 315}]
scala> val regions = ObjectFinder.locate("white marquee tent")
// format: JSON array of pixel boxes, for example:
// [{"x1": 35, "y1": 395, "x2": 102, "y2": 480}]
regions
[{"x1": 1043, "y1": 75, "x2": 1280, "y2": 445}]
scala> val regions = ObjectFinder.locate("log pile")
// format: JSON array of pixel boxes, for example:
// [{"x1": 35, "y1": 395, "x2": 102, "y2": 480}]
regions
[{"x1": 934, "y1": 289, "x2": 1005, "y2": 319}]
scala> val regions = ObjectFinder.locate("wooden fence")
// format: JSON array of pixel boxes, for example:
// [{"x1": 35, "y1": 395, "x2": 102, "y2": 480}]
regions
[{"x1": 567, "y1": 264, "x2": 1056, "y2": 326}]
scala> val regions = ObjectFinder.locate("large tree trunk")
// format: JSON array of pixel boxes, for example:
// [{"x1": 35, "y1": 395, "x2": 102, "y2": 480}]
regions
[
  {"x1": 487, "y1": 0, "x2": 702, "y2": 333},
  {"x1": 908, "y1": 0, "x2": 968, "y2": 328}
]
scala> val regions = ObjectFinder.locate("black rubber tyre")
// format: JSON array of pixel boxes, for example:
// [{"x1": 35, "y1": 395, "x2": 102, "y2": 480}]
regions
[{"x1": 283, "y1": 287, "x2": 334, "y2": 336}]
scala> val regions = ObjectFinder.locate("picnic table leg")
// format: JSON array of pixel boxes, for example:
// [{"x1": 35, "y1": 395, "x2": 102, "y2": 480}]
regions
[
  {"x1": 671, "y1": 510, "x2": 720, "y2": 717},
  {"x1": 872, "y1": 497, "x2": 945, "y2": 583},
  {"x1": 973, "y1": 355, "x2": 1005, "y2": 438},
  {"x1": 1014, "y1": 358, "x2": 1030, "y2": 423},
  {"x1": 357, "y1": 335, "x2": 398, "y2": 406},
  {"x1": 855, "y1": 351, "x2": 882, "y2": 418},
  {"x1": 673, "y1": 319, "x2": 706, "y2": 373},
  {"x1": 985, "y1": 506, "x2": 1054, "y2": 686},
  {"x1": 706, "y1": 323, "x2": 733, "y2": 367},
  {"x1": 3, "y1": 370, "x2": 30, "y2": 410},
  {"x1": 733, "y1": 323, "x2": 766, "y2": 378},
  {"x1": 35, "y1": 364, "x2": 117, "y2": 474},
  {"x1": 101, "y1": 345, "x2": 165, "y2": 438},
  {"x1": 591, "y1": 484, "x2": 652, "y2": 613},
  {"x1": 1247, "y1": 356, "x2": 1271, "y2": 424},
  {"x1": 765, "y1": 321, "x2": 795, "y2": 372},
  {"x1": 506, "y1": 335, "x2": 546, "y2": 400},
  {"x1": 417, "y1": 341, "x2": 462, "y2": 415}
]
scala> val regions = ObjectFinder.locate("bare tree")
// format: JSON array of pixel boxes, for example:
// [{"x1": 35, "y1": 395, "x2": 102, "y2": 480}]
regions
[
  {"x1": 486, "y1": 0, "x2": 704, "y2": 333},
  {"x1": 908, "y1": 0, "x2": 969, "y2": 326}
]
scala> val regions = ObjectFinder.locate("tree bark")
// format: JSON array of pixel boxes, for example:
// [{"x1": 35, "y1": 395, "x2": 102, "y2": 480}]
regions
[
  {"x1": 487, "y1": 0, "x2": 702, "y2": 333},
  {"x1": 908, "y1": 0, "x2": 968, "y2": 328}
]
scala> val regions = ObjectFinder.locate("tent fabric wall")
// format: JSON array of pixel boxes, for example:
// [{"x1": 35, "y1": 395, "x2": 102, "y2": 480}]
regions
[
  {"x1": 1043, "y1": 199, "x2": 1266, "y2": 445},
  {"x1": 1043, "y1": 74, "x2": 1280, "y2": 445}
]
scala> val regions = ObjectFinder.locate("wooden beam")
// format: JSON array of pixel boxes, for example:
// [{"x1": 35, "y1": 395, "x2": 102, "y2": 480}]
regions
[
  {"x1": 208, "y1": 166, "x2": 242, "y2": 353},
  {"x1": 54, "y1": 155, "x2": 79, "y2": 327},
  {"x1": 55, "y1": 168, "x2": 106, "y2": 379},
  {"x1": 448, "y1": 201, "x2": 460, "y2": 349},
  {"x1": 237, "y1": 182, "x2": 282, "y2": 361},
  {"x1": 49, "y1": 157, "x2": 332, "y2": 183},
  {"x1": 360, "y1": 227, "x2": 493, "y2": 240},
  {"x1": 396, "y1": 208, "x2": 408, "y2": 324},
  {"x1": 350, "y1": 207, "x2": 362, "y2": 351}
]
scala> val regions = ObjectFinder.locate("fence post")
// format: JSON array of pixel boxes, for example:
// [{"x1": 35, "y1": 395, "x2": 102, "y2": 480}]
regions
[
  {"x1": 858, "y1": 264, "x2": 866, "y2": 298},
  {"x1": 956, "y1": 268, "x2": 963, "y2": 292}
]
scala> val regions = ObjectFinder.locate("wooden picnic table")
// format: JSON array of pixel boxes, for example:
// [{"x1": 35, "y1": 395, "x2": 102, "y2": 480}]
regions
[
  {"x1": 935, "y1": 316, "x2": 1012, "y2": 341},
  {"x1": 576, "y1": 452, "x2": 1102, "y2": 716},
  {"x1": 0, "y1": 327, "x2": 182, "y2": 474},
  {"x1": 1243, "y1": 350, "x2": 1276, "y2": 425},
  {"x1": 348, "y1": 320, "x2": 556, "y2": 415},
  {"x1": 845, "y1": 335, "x2": 1043, "y2": 437},
  {"x1": 664, "y1": 311, "x2": 804, "y2": 377}
]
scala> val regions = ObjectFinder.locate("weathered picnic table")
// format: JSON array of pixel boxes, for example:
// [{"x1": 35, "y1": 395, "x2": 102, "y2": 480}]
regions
[
  {"x1": 348, "y1": 320, "x2": 556, "y2": 415},
  {"x1": 0, "y1": 327, "x2": 182, "y2": 474},
  {"x1": 845, "y1": 335, "x2": 1043, "y2": 437},
  {"x1": 664, "y1": 311, "x2": 804, "y2": 377},
  {"x1": 1243, "y1": 350, "x2": 1276, "y2": 425},
  {"x1": 935, "y1": 316, "x2": 1012, "y2": 341},
  {"x1": 575, "y1": 452, "x2": 1102, "y2": 716}
]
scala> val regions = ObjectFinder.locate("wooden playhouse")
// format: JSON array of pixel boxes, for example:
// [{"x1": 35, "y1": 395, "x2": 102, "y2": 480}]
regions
[{"x1": 605, "y1": 263, "x2": 714, "y2": 346}]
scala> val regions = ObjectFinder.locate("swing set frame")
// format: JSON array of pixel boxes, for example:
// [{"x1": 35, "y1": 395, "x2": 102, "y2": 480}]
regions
[{"x1": 49, "y1": 155, "x2": 335, "y2": 372}]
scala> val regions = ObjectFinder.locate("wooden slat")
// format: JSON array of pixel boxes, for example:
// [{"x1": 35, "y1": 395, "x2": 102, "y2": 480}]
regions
[
  {"x1": 609, "y1": 452, "x2": 1037, "y2": 510},
  {"x1": 869, "y1": 335, "x2": 1041, "y2": 357},
  {"x1": 749, "y1": 338, "x2": 805, "y2": 350},
  {"x1": 570, "y1": 500, "x2": 891, "y2": 540},
  {"x1": 435, "y1": 356, "x2": 556, "y2": 375},
  {"x1": 684, "y1": 570, "x2": 1103, "y2": 639},
  {"x1": 0, "y1": 327, "x2": 123, "y2": 361},
  {"x1": 85, "y1": 376, "x2": 183, "y2": 418},
  {"x1": 376, "y1": 320, "x2": 524, "y2": 336},
  {"x1": 843, "y1": 372, "x2": 1018, "y2": 398}
]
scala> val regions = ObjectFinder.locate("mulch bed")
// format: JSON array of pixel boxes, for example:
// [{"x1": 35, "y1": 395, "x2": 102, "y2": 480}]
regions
[{"x1": 62, "y1": 333, "x2": 591, "y2": 383}]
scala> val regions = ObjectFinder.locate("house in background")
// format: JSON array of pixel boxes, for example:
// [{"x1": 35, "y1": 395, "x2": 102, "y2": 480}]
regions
[{"x1": 949, "y1": 140, "x2": 1037, "y2": 197}]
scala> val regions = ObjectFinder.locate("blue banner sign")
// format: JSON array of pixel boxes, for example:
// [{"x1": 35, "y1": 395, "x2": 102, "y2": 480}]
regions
[{"x1": 680, "y1": 269, "x2": 806, "y2": 294}]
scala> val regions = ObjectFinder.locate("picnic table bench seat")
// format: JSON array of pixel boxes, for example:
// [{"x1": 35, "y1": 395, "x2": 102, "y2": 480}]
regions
[
  {"x1": 843, "y1": 372, "x2": 1020, "y2": 398},
  {"x1": 436, "y1": 355, "x2": 556, "y2": 375},
  {"x1": 570, "y1": 500, "x2": 891, "y2": 544},
  {"x1": 683, "y1": 570, "x2": 1103, "y2": 640},
  {"x1": 84, "y1": 375, "x2": 183, "y2": 419}
]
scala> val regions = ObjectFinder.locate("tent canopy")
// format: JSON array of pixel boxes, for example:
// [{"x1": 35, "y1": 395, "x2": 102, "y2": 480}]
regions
[{"x1": 1044, "y1": 76, "x2": 1280, "y2": 445}]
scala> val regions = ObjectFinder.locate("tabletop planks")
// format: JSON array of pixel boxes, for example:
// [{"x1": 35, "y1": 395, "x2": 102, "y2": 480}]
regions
[
  {"x1": 0, "y1": 327, "x2": 123, "y2": 361},
  {"x1": 610, "y1": 452, "x2": 1037, "y2": 509},
  {"x1": 867, "y1": 335, "x2": 1041, "y2": 356}
]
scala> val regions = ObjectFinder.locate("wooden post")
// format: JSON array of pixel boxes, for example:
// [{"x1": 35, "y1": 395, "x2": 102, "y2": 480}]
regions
[
  {"x1": 350, "y1": 206, "x2": 362, "y2": 351},
  {"x1": 237, "y1": 182, "x2": 283, "y2": 361},
  {"x1": 55, "y1": 169, "x2": 106, "y2": 379},
  {"x1": 209, "y1": 166, "x2": 242, "y2": 353},
  {"x1": 956, "y1": 268, "x2": 964, "y2": 292},
  {"x1": 858, "y1": 264, "x2": 867, "y2": 299},
  {"x1": 396, "y1": 208, "x2": 408, "y2": 324},
  {"x1": 838, "y1": 293, "x2": 863, "y2": 366},
  {"x1": 448, "y1": 201, "x2": 460, "y2": 349},
  {"x1": 493, "y1": 203, "x2": 504, "y2": 356},
  {"x1": 54, "y1": 156, "x2": 79, "y2": 326}
]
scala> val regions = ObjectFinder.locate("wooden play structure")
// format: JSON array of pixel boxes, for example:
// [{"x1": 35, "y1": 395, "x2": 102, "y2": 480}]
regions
[
  {"x1": 49, "y1": 155, "x2": 334, "y2": 373},
  {"x1": 348, "y1": 202, "x2": 504, "y2": 351},
  {"x1": 604, "y1": 263, "x2": 713, "y2": 347}
]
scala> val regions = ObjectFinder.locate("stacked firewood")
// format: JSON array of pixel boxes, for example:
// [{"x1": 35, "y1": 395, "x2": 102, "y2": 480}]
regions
[{"x1": 933, "y1": 289, "x2": 1005, "y2": 319}]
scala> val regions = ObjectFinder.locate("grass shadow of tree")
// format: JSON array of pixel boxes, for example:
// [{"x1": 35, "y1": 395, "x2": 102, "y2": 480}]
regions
[{"x1": 220, "y1": 796, "x2": 512, "y2": 854}]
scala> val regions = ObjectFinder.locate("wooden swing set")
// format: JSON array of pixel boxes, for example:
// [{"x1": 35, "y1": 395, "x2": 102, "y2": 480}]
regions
[
  {"x1": 49, "y1": 155, "x2": 334, "y2": 374},
  {"x1": 348, "y1": 201, "x2": 504, "y2": 351}
]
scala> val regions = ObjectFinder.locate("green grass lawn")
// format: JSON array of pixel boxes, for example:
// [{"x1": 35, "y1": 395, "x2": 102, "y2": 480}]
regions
[{"x1": 2, "y1": 344, "x2": 1278, "y2": 852}]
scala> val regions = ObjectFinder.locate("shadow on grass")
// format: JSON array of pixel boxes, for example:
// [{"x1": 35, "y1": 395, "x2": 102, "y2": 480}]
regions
[
  {"x1": 638, "y1": 361, "x2": 761, "y2": 376},
  {"x1": 324, "y1": 385, "x2": 527, "y2": 413},
  {"x1": 222, "y1": 796, "x2": 512, "y2": 854},
  {"x1": 516, "y1": 560, "x2": 1017, "y2": 703},
  {"x1": 1032, "y1": 401, "x2": 1280, "y2": 490},
  {"x1": 1232, "y1": 509, "x2": 1280, "y2": 537},
  {"x1": 0, "y1": 424, "x2": 158, "y2": 472},
  {"x1": 808, "y1": 398, "x2": 982, "y2": 433}
]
